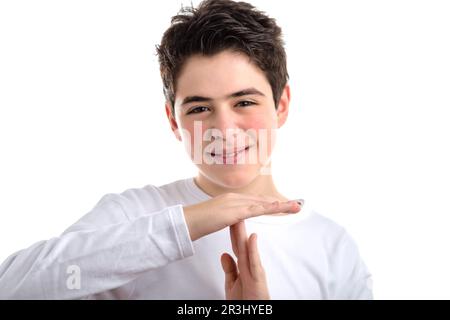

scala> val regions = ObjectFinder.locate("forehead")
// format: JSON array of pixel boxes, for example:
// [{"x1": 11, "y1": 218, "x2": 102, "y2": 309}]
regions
[{"x1": 175, "y1": 50, "x2": 272, "y2": 99}]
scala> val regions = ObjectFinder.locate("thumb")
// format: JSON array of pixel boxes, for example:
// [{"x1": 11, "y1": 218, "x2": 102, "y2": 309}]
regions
[{"x1": 221, "y1": 253, "x2": 238, "y2": 292}]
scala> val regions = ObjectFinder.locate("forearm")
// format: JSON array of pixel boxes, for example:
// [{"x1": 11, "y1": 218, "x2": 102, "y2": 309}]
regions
[{"x1": 0, "y1": 204, "x2": 193, "y2": 299}]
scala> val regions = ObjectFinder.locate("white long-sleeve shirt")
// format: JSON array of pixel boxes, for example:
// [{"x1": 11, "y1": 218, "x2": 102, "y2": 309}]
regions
[{"x1": 0, "y1": 177, "x2": 373, "y2": 299}]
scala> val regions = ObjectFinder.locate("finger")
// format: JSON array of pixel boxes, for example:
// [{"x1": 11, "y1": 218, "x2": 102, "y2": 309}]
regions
[
  {"x1": 248, "y1": 233, "x2": 266, "y2": 280},
  {"x1": 236, "y1": 221, "x2": 248, "y2": 255},
  {"x1": 238, "y1": 194, "x2": 303, "y2": 206},
  {"x1": 230, "y1": 224, "x2": 239, "y2": 257},
  {"x1": 230, "y1": 221, "x2": 248, "y2": 259},
  {"x1": 231, "y1": 193, "x2": 282, "y2": 203},
  {"x1": 223, "y1": 193, "x2": 290, "y2": 208},
  {"x1": 225, "y1": 198, "x2": 279, "y2": 210},
  {"x1": 220, "y1": 253, "x2": 238, "y2": 292},
  {"x1": 245, "y1": 200, "x2": 301, "y2": 218},
  {"x1": 234, "y1": 221, "x2": 250, "y2": 273}
]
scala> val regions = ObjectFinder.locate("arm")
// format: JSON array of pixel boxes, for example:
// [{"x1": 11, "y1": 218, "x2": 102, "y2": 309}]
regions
[
  {"x1": 330, "y1": 231, "x2": 373, "y2": 300},
  {"x1": 0, "y1": 192, "x2": 299, "y2": 299},
  {"x1": 0, "y1": 201, "x2": 192, "y2": 299}
]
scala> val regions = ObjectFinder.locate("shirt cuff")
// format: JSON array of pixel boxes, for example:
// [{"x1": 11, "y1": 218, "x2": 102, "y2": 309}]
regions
[{"x1": 167, "y1": 204, "x2": 195, "y2": 258}]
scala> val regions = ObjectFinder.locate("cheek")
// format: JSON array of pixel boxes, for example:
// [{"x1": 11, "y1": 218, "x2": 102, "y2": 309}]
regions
[
  {"x1": 244, "y1": 111, "x2": 277, "y2": 130},
  {"x1": 243, "y1": 116, "x2": 277, "y2": 147},
  {"x1": 179, "y1": 122, "x2": 216, "y2": 158},
  {"x1": 178, "y1": 117, "x2": 202, "y2": 141},
  {"x1": 257, "y1": 121, "x2": 279, "y2": 168},
  {"x1": 176, "y1": 122, "x2": 196, "y2": 156},
  {"x1": 246, "y1": 118, "x2": 267, "y2": 130},
  {"x1": 178, "y1": 123, "x2": 193, "y2": 142}
]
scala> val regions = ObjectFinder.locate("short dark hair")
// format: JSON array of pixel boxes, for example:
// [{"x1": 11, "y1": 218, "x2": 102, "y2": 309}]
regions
[{"x1": 156, "y1": 0, "x2": 289, "y2": 114}]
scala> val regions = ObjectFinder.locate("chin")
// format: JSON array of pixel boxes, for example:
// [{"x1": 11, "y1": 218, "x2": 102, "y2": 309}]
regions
[{"x1": 204, "y1": 166, "x2": 261, "y2": 190}]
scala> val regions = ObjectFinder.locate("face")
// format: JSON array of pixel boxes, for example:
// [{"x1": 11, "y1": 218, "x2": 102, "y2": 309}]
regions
[{"x1": 165, "y1": 50, "x2": 290, "y2": 189}]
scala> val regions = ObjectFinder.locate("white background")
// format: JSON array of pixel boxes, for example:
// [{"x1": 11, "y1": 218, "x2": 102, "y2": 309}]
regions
[{"x1": 0, "y1": 0, "x2": 449, "y2": 299}]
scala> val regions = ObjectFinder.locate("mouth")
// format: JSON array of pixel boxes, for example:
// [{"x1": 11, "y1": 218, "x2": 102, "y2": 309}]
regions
[{"x1": 209, "y1": 145, "x2": 251, "y2": 158}]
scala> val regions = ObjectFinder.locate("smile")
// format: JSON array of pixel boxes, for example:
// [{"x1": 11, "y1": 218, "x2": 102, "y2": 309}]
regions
[{"x1": 209, "y1": 145, "x2": 251, "y2": 158}]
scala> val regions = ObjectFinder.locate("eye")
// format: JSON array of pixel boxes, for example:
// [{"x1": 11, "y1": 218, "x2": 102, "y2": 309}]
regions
[
  {"x1": 236, "y1": 101, "x2": 256, "y2": 107},
  {"x1": 187, "y1": 106, "x2": 210, "y2": 115}
]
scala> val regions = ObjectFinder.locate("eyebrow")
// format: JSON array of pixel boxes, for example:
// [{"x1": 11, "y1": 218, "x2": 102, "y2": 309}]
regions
[{"x1": 181, "y1": 87, "x2": 265, "y2": 107}]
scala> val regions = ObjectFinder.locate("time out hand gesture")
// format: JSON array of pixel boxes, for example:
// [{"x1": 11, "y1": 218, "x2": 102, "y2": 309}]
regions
[
  {"x1": 220, "y1": 221, "x2": 270, "y2": 300},
  {"x1": 183, "y1": 193, "x2": 300, "y2": 241}
]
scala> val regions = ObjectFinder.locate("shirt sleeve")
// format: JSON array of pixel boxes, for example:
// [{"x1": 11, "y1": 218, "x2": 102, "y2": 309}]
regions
[
  {"x1": 0, "y1": 196, "x2": 194, "y2": 299},
  {"x1": 329, "y1": 231, "x2": 374, "y2": 300}
]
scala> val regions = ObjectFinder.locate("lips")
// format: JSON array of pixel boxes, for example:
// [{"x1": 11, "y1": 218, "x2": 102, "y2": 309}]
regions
[{"x1": 210, "y1": 145, "x2": 251, "y2": 157}]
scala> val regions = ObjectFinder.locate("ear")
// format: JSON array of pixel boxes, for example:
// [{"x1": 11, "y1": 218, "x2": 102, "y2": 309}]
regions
[
  {"x1": 165, "y1": 102, "x2": 182, "y2": 141},
  {"x1": 276, "y1": 84, "x2": 291, "y2": 129}
]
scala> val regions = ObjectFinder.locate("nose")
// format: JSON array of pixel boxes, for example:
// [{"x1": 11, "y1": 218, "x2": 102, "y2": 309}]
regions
[{"x1": 208, "y1": 107, "x2": 241, "y2": 139}]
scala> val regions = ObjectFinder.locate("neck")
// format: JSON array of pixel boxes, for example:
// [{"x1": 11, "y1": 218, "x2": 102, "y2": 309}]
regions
[{"x1": 194, "y1": 168, "x2": 289, "y2": 202}]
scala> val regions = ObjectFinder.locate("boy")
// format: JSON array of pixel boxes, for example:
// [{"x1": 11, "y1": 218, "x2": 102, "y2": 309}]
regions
[{"x1": 0, "y1": 0, "x2": 372, "y2": 299}]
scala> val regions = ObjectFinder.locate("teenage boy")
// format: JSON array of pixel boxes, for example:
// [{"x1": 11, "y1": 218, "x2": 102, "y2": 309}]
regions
[{"x1": 0, "y1": 0, "x2": 372, "y2": 299}]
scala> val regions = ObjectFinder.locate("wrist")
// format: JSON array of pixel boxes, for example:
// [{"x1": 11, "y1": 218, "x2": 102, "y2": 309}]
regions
[{"x1": 182, "y1": 205, "x2": 200, "y2": 241}]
